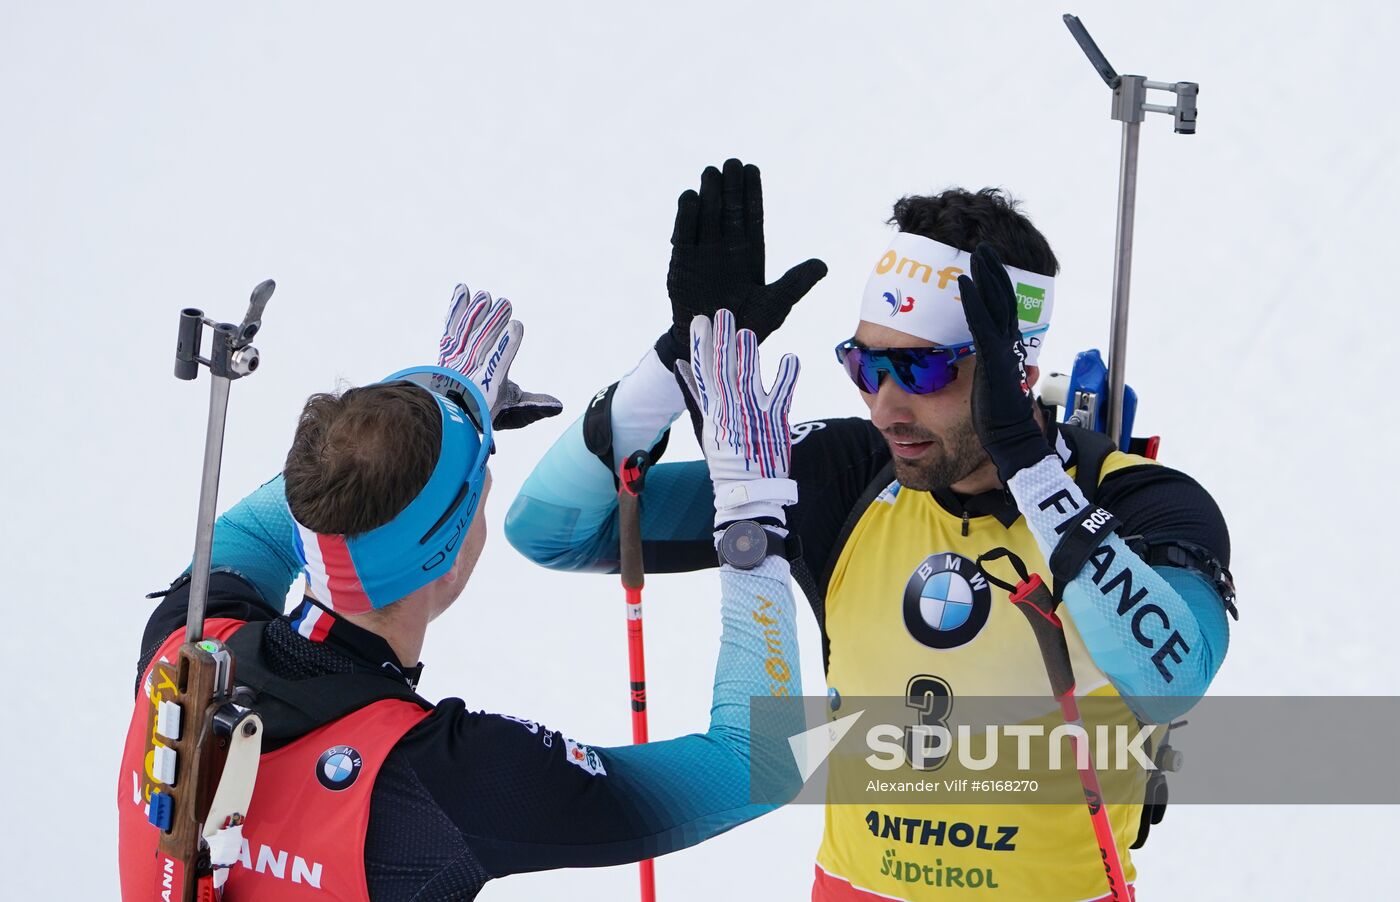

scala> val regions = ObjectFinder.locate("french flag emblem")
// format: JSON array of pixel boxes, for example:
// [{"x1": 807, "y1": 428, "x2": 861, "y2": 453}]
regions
[{"x1": 291, "y1": 603, "x2": 334, "y2": 643}]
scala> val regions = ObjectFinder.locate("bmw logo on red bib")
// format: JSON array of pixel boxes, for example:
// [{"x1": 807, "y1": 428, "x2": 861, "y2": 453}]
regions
[
  {"x1": 316, "y1": 745, "x2": 363, "y2": 791},
  {"x1": 903, "y1": 552, "x2": 992, "y2": 650}
]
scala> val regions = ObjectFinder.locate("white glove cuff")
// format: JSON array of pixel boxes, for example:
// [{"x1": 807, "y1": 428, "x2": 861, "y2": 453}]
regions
[{"x1": 713, "y1": 477, "x2": 798, "y2": 527}]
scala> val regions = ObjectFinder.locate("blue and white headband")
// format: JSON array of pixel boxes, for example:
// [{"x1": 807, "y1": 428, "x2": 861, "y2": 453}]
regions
[
  {"x1": 291, "y1": 366, "x2": 493, "y2": 612},
  {"x1": 860, "y1": 232, "x2": 1055, "y2": 365}
]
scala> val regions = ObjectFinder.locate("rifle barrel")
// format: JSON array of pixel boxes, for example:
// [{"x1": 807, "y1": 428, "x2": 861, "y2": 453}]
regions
[{"x1": 186, "y1": 373, "x2": 231, "y2": 642}]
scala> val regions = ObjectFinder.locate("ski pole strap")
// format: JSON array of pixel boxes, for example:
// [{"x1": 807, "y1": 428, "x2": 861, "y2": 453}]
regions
[
  {"x1": 974, "y1": 547, "x2": 1031, "y2": 592},
  {"x1": 976, "y1": 548, "x2": 1076, "y2": 699},
  {"x1": 583, "y1": 382, "x2": 671, "y2": 489},
  {"x1": 1048, "y1": 504, "x2": 1121, "y2": 594}
]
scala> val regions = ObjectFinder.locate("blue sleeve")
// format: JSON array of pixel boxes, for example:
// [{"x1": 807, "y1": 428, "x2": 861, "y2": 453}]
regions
[
  {"x1": 587, "y1": 559, "x2": 805, "y2": 856},
  {"x1": 1059, "y1": 538, "x2": 1225, "y2": 723},
  {"x1": 410, "y1": 557, "x2": 805, "y2": 874},
  {"x1": 1154, "y1": 563, "x2": 1230, "y2": 684},
  {"x1": 185, "y1": 474, "x2": 301, "y2": 613},
  {"x1": 1007, "y1": 457, "x2": 1229, "y2": 724},
  {"x1": 503, "y1": 414, "x2": 715, "y2": 574}
]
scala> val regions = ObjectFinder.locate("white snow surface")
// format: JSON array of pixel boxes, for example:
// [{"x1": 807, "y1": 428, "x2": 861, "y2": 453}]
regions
[{"x1": 2, "y1": 1, "x2": 1395, "y2": 898}]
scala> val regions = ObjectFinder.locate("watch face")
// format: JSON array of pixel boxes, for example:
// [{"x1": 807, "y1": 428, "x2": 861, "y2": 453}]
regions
[{"x1": 720, "y1": 521, "x2": 768, "y2": 569}]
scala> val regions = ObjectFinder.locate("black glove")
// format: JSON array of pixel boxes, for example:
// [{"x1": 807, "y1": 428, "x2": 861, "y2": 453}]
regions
[
  {"x1": 958, "y1": 244, "x2": 1053, "y2": 483},
  {"x1": 662, "y1": 158, "x2": 827, "y2": 364},
  {"x1": 490, "y1": 380, "x2": 564, "y2": 430}
]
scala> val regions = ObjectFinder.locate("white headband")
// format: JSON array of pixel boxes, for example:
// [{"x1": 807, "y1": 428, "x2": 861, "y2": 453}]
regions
[{"x1": 859, "y1": 232, "x2": 1055, "y2": 366}]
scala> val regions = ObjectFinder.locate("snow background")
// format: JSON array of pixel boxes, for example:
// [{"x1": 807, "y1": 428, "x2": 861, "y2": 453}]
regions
[{"x1": 2, "y1": 0, "x2": 1395, "y2": 898}]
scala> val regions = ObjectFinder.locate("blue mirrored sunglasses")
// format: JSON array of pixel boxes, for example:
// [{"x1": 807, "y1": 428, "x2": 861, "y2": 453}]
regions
[{"x1": 834, "y1": 339, "x2": 976, "y2": 395}]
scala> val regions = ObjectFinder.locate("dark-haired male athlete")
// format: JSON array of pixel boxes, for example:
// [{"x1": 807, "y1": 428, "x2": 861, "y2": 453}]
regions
[
  {"x1": 118, "y1": 287, "x2": 807, "y2": 899},
  {"x1": 506, "y1": 160, "x2": 1236, "y2": 900}
]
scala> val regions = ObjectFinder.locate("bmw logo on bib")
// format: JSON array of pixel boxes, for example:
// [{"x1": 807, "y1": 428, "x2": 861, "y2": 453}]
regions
[
  {"x1": 316, "y1": 745, "x2": 363, "y2": 791},
  {"x1": 903, "y1": 552, "x2": 992, "y2": 650}
]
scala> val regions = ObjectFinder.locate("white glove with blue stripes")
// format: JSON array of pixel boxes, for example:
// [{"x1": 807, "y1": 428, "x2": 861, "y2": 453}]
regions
[
  {"x1": 438, "y1": 284, "x2": 563, "y2": 430},
  {"x1": 677, "y1": 309, "x2": 800, "y2": 528}
]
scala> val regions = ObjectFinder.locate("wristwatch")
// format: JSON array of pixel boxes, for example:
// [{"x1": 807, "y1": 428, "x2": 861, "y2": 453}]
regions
[{"x1": 716, "y1": 520, "x2": 795, "y2": 570}]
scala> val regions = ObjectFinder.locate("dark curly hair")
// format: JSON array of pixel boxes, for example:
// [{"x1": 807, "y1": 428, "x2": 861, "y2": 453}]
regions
[{"x1": 889, "y1": 187, "x2": 1059, "y2": 277}]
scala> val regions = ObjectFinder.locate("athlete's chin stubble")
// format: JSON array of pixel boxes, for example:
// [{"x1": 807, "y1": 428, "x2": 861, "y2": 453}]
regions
[{"x1": 891, "y1": 419, "x2": 987, "y2": 491}]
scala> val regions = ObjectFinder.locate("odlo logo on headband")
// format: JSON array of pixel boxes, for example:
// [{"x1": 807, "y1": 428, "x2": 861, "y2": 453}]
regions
[{"x1": 876, "y1": 251, "x2": 964, "y2": 289}]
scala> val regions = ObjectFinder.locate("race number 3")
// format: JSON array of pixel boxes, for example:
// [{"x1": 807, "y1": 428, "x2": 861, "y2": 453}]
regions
[{"x1": 904, "y1": 674, "x2": 953, "y2": 771}]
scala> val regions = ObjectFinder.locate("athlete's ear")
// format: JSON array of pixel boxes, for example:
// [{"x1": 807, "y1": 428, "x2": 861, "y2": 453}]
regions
[
  {"x1": 445, "y1": 548, "x2": 464, "y2": 581},
  {"x1": 1024, "y1": 365, "x2": 1040, "y2": 391},
  {"x1": 432, "y1": 546, "x2": 473, "y2": 619}
]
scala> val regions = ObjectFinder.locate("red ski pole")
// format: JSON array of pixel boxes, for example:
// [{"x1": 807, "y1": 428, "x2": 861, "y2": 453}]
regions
[
  {"x1": 977, "y1": 548, "x2": 1133, "y2": 902},
  {"x1": 618, "y1": 450, "x2": 656, "y2": 902}
]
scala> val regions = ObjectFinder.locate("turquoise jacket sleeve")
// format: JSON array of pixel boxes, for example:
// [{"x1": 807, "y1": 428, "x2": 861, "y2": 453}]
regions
[
  {"x1": 583, "y1": 557, "x2": 806, "y2": 856},
  {"x1": 504, "y1": 414, "x2": 714, "y2": 573},
  {"x1": 1007, "y1": 456, "x2": 1229, "y2": 724},
  {"x1": 186, "y1": 474, "x2": 301, "y2": 613},
  {"x1": 405, "y1": 555, "x2": 807, "y2": 875}
]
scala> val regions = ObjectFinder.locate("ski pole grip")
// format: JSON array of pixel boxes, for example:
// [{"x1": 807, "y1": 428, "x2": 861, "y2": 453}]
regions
[
  {"x1": 619, "y1": 489, "x2": 644, "y2": 590},
  {"x1": 175, "y1": 309, "x2": 204, "y2": 381},
  {"x1": 617, "y1": 450, "x2": 651, "y2": 590},
  {"x1": 1008, "y1": 575, "x2": 1076, "y2": 698}
]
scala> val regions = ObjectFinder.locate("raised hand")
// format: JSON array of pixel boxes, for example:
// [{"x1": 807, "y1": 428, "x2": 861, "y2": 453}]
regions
[
  {"x1": 665, "y1": 159, "x2": 827, "y2": 359},
  {"x1": 957, "y1": 245, "x2": 1052, "y2": 481},
  {"x1": 438, "y1": 284, "x2": 563, "y2": 430},
  {"x1": 680, "y1": 309, "x2": 801, "y2": 527}
]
